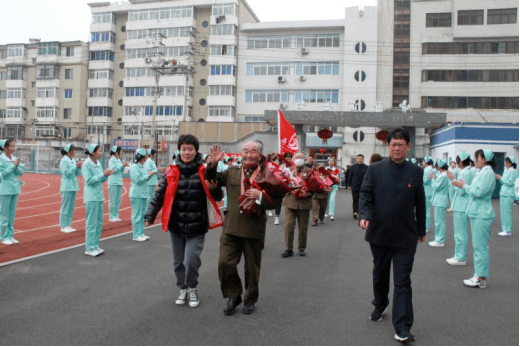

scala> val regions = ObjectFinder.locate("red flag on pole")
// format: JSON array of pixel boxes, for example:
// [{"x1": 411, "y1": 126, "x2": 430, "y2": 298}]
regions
[{"x1": 278, "y1": 109, "x2": 299, "y2": 156}]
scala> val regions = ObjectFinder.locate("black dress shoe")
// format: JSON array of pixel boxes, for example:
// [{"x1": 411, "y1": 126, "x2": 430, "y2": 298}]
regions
[
  {"x1": 242, "y1": 304, "x2": 255, "y2": 314},
  {"x1": 281, "y1": 250, "x2": 294, "y2": 258},
  {"x1": 312, "y1": 220, "x2": 318, "y2": 227},
  {"x1": 223, "y1": 296, "x2": 242, "y2": 316}
]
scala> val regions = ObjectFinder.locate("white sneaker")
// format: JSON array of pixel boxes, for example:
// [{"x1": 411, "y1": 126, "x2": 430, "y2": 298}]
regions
[
  {"x1": 68, "y1": 227, "x2": 77, "y2": 232},
  {"x1": 176, "y1": 289, "x2": 188, "y2": 305},
  {"x1": 324, "y1": 213, "x2": 329, "y2": 218},
  {"x1": 498, "y1": 231, "x2": 512, "y2": 236},
  {"x1": 446, "y1": 208, "x2": 453, "y2": 212},
  {"x1": 330, "y1": 216, "x2": 334, "y2": 221},
  {"x1": 463, "y1": 276, "x2": 487, "y2": 288},
  {"x1": 96, "y1": 247, "x2": 105, "y2": 255},
  {"x1": 10, "y1": 238, "x2": 19, "y2": 244},
  {"x1": 426, "y1": 229, "x2": 429, "y2": 233},
  {"x1": 133, "y1": 236, "x2": 147, "y2": 242},
  {"x1": 109, "y1": 218, "x2": 118, "y2": 222},
  {"x1": 267, "y1": 211, "x2": 273, "y2": 217},
  {"x1": 143, "y1": 235, "x2": 150, "y2": 240},
  {"x1": 61, "y1": 227, "x2": 74, "y2": 233},
  {"x1": 85, "y1": 249, "x2": 100, "y2": 257},
  {"x1": 188, "y1": 288, "x2": 199, "y2": 308},
  {"x1": 446, "y1": 257, "x2": 466, "y2": 266},
  {"x1": 1, "y1": 239, "x2": 14, "y2": 245},
  {"x1": 115, "y1": 218, "x2": 123, "y2": 222},
  {"x1": 428, "y1": 241, "x2": 444, "y2": 247},
  {"x1": 274, "y1": 217, "x2": 280, "y2": 225}
]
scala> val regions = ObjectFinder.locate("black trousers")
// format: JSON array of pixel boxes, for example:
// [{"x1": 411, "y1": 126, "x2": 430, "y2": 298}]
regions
[
  {"x1": 352, "y1": 190, "x2": 360, "y2": 214},
  {"x1": 369, "y1": 242, "x2": 417, "y2": 334}
]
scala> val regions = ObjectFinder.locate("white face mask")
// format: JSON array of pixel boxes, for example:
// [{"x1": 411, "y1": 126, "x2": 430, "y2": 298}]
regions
[{"x1": 294, "y1": 159, "x2": 305, "y2": 167}]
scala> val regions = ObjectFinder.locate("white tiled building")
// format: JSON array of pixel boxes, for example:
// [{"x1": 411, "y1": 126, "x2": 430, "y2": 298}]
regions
[
  {"x1": 87, "y1": 0, "x2": 259, "y2": 147},
  {"x1": 0, "y1": 40, "x2": 89, "y2": 142}
]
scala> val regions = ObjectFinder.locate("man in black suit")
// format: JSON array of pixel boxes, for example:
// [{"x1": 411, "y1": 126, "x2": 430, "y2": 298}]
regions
[
  {"x1": 359, "y1": 128, "x2": 426, "y2": 343},
  {"x1": 347, "y1": 154, "x2": 368, "y2": 219}
]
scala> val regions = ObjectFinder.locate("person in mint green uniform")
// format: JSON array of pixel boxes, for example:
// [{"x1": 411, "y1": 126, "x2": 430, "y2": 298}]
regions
[
  {"x1": 108, "y1": 146, "x2": 129, "y2": 222},
  {"x1": 82, "y1": 144, "x2": 114, "y2": 257},
  {"x1": 422, "y1": 156, "x2": 434, "y2": 232},
  {"x1": 130, "y1": 148, "x2": 154, "y2": 242},
  {"x1": 0, "y1": 139, "x2": 24, "y2": 246},
  {"x1": 453, "y1": 149, "x2": 496, "y2": 288},
  {"x1": 428, "y1": 159, "x2": 450, "y2": 247},
  {"x1": 495, "y1": 156, "x2": 517, "y2": 236},
  {"x1": 144, "y1": 149, "x2": 163, "y2": 205},
  {"x1": 59, "y1": 144, "x2": 82, "y2": 233},
  {"x1": 447, "y1": 161, "x2": 459, "y2": 211},
  {"x1": 446, "y1": 151, "x2": 476, "y2": 265}
]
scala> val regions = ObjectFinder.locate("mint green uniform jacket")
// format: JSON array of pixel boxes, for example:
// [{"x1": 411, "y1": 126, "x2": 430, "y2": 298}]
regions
[
  {"x1": 144, "y1": 158, "x2": 158, "y2": 186},
  {"x1": 451, "y1": 166, "x2": 476, "y2": 212},
  {"x1": 499, "y1": 167, "x2": 516, "y2": 197},
  {"x1": 60, "y1": 156, "x2": 80, "y2": 192},
  {"x1": 431, "y1": 172, "x2": 450, "y2": 208},
  {"x1": 108, "y1": 157, "x2": 124, "y2": 186},
  {"x1": 130, "y1": 163, "x2": 152, "y2": 199},
  {"x1": 423, "y1": 166, "x2": 434, "y2": 197},
  {"x1": 81, "y1": 158, "x2": 107, "y2": 202},
  {"x1": 464, "y1": 166, "x2": 496, "y2": 219},
  {"x1": 0, "y1": 153, "x2": 25, "y2": 195}
]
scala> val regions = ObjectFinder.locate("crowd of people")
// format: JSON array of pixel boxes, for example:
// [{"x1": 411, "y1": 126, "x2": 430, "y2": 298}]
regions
[{"x1": 0, "y1": 128, "x2": 517, "y2": 343}]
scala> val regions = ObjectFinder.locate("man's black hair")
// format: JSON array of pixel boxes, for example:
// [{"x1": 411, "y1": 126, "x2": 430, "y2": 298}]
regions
[{"x1": 386, "y1": 128, "x2": 410, "y2": 144}]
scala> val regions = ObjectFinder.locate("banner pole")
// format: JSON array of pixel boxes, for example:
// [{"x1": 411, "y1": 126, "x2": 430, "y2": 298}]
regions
[{"x1": 278, "y1": 109, "x2": 281, "y2": 154}]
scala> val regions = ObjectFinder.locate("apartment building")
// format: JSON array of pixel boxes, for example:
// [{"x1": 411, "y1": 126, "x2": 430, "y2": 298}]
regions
[
  {"x1": 87, "y1": 0, "x2": 259, "y2": 148},
  {"x1": 0, "y1": 40, "x2": 89, "y2": 142}
]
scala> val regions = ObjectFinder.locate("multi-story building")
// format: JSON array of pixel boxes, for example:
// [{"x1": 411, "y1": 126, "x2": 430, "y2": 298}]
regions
[
  {"x1": 0, "y1": 40, "x2": 89, "y2": 142},
  {"x1": 87, "y1": 0, "x2": 259, "y2": 149},
  {"x1": 237, "y1": 6, "x2": 380, "y2": 165}
]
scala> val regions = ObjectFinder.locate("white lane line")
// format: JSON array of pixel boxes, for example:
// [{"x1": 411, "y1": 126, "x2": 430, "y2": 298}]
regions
[
  {"x1": 18, "y1": 193, "x2": 61, "y2": 203},
  {"x1": 0, "y1": 224, "x2": 161, "y2": 267},
  {"x1": 16, "y1": 195, "x2": 85, "y2": 210},
  {"x1": 18, "y1": 180, "x2": 52, "y2": 196},
  {"x1": 14, "y1": 186, "x2": 131, "y2": 233}
]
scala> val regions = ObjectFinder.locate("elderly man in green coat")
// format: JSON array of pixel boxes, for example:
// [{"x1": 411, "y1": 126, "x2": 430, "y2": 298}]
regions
[{"x1": 205, "y1": 141, "x2": 282, "y2": 316}]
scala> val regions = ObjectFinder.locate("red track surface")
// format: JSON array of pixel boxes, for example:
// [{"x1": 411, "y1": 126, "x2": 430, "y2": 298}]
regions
[{"x1": 0, "y1": 173, "x2": 162, "y2": 264}]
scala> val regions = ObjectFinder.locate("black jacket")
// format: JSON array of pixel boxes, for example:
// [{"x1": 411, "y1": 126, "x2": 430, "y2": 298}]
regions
[
  {"x1": 145, "y1": 154, "x2": 221, "y2": 236},
  {"x1": 347, "y1": 163, "x2": 368, "y2": 191},
  {"x1": 358, "y1": 158, "x2": 426, "y2": 248}
]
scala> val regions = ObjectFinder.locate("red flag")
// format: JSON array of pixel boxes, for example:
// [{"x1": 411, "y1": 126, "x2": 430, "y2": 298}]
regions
[{"x1": 278, "y1": 109, "x2": 299, "y2": 156}]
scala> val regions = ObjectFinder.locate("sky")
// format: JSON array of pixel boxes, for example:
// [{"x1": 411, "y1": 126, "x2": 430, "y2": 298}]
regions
[{"x1": 0, "y1": 0, "x2": 378, "y2": 44}]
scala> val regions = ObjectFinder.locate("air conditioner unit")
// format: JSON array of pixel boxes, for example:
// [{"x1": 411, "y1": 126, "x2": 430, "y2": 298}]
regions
[
  {"x1": 216, "y1": 15, "x2": 226, "y2": 24},
  {"x1": 144, "y1": 57, "x2": 152, "y2": 64},
  {"x1": 300, "y1": 75, "x2": 306, "y2": 82},
  {"x1": 301, "y1": 47, "x2": 308, "y2": 55},
  {"x1": 277, "y1": 76, "x2": 287, "y2": 83},
  {"x1": 280, "y1": 103, "x2": 287, "y2": 109}
]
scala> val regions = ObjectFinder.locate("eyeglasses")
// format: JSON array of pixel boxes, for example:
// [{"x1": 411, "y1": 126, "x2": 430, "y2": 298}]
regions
[{"x1": 389, "y1": 143, "x2": 407, "y2": 149}]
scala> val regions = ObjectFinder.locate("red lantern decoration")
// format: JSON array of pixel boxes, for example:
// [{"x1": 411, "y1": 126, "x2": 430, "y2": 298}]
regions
[
  {"x1": 375, "y1": 130, "x2": 389, "y2": 143},
  {"x1": 319, "y1": 148, "x2": 326, "y2": 154},
  {"x1": 317, "y1": 128, "x2": 333, "y2": 144}
]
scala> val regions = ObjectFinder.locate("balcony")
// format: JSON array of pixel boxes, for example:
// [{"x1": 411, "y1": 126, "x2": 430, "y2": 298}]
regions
[
  {"x1": 36, "y1": 55, "x2": 60, "y2": 65},
  {"x1": 5, "y1": 98, "x2": 26, "y2": 108},
  {"x1": 35, "y1": 98, "x2": 59, "y2": 108}
]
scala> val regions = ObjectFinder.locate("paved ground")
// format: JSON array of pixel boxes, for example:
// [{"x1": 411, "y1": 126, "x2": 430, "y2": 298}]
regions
[{"x1": 1, "y1": 189, "x2": 518, "y2": 345}]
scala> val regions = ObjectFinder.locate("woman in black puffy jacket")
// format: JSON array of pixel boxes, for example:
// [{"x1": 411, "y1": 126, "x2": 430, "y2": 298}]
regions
[{"x1": 145, "y1": 134, "x2": 223, "y2": 309}]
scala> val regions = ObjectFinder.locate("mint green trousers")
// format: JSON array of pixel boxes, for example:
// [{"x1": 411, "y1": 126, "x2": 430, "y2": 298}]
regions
[
  {"x1": 0, "y1": 194, "x2": 18, "y2": 241},
  {"x1": 470, "y1": 217, "x2": 493, "y2": 278},
  {"x1": 109, "y1": 185, "x2": 122, "y2": 219},
  {"x1": 131, "y1": 197, "x2": 147, "y2": 239},
  {"x1": 453, "y1": 211, "x2": 469, "y2": 261},
  {"x1": 433, "y1": 206, "x2": 446, "y2": 243},
  {"x1": 85, "y1": 201, "x2": 104, "y2": 251},
  {"x1": 499, "y1": 196, "x2": 514, "y2": 233},
  {"x1": 425, "y1": 196, "x2": 432, "y2": 230},
  {"x1": 327, "y1": 185, "x2": 338, "y2": 216},
  {"x1": 59, "y1": 191, "x2": 76, "y2": 228}
]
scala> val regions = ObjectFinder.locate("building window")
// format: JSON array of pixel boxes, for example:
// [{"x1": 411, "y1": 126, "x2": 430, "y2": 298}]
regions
[
  {"x1": 0, "y1": 110, "x2": 5, "y2": 118},
  {"x1": 354, "y1": 70, "x2": 366, "y2": 82},
  {"x1": 426, "y1": 13, "x2": 452, "y2": 27},
  {"x1": 355, "y1": 42, "x2": 367, "y2": 53},
  {"x1": 35, "y1": 125, "x2": 56, "y2": 138},
  {"x1": 212, "y1": 3, "x2": 236, "y2": 16},
  {"x1": 31, "y1": 82, "x2": 36, "y2": 88},
  {"x1": 155, "y1": 106, "x2": 183, "y2": 116},
  {"x1": 66, "y1": 47, "x2": 74, "y2": 57},
  {"x1": 0, "y1": 71, "x2": 7, "y2": 81},
  {"x1": 487, "y1": 8, "x2": 517, "y2": 25},
  {"x1": 422, "y1": 41, "x2": 519, "y2": 54},
  {"x1": 91, "y1": 32, "x2": 116, "y2": 43},
  {"x1": 37, "y1": 87, "x2": 57, "y2": 98},
  {"x1": 36, "y1": 107, "x2": 58, "y2": 118},
  {"x1": 394, "y1": 23, "x2": 410, "y2": 37},
  {"x1": 6, "y1": 108, "x2": 23, "y2": 118},
  {"x1": 7, "y1": 89, "x2": 26, "y2": 99},
  {"x1": 65, "y1": 69, "x2": 73, "y2": 80},
  {"x1": 355, "y1": 99, "x2": 366, "y2": 111},
  {"x1": 457, "y1": 10, "x2": 484, "y2": 25},
  {"x1": 421, "y1": 96, "x2": 519, "y2": 109},
  {"x1": 210, "y1": 45, "x2": 236, "y2": 56},
  {"x1": 63, "y1": 109, "x2": 72, "y2": 119},
  {"x1": 244, "y1": 116, "x2": 265, "y2": 123},
  {"x1": 0, "y1": 90, "x2": 6, "y2": 99},
  {"x1": 200, "y1": 79, "x2": 206, "y2": 86},
  {"x1": 208, "y1": 106, "x2": 235, "y2": 118},
  {"x1": 211, "y1": 25, "x2": 236, "y2": 35},
  {"x1": 128, "y1": 6, "x2": 193, "y2": 21},
  {"x1": 209, "y1": 85, "x2": 236, "y2": 96},
  {"x1": 36, "y1": 65, "x2": 59, "y2": 80},
  {"x1": 92, "y1": 12, "x2": 117, "y2": 24},
  {"x1": 88, "y1": 107, "x2": 113, "y2": 117},
  {"x1": 422, "y1": 69, "x2": 519, "y2": 82},
  {"x1": 126, "y1": 67, "x2": 153, "y2": 78},
  {"x1": 64, "y1": 89, "x2": 72, "y2": 99},
  {"x1": 89, "y1": 88, "x2": 113, "y2": 98},
  {"x1": 0, "y1": 50, "x2": 6, "y2": 59},
  {"x1": 246, "y1": 89, "x2": 339, "y2": 104},
  {"x1": 89, "y1": 69, "x2": 114, "y2": 80},
  {"x1": 210, "y1": 65, "x2": 236, "y2": 76},
  {"x1": 127, "y1": 27, "x2": 194, "y2": 40},
  {"x1": 89, "y1": 50, "x2": 115, "y2": 61},
  {"x1": 7, "y1": 45, "x2": 26, "y2": 57},
  {"x1": 37, "y1": 42, "x2": 60, "y2": 55},
  {"x1": 31, "y1": 100, "x2": 35, "y2": 107},
  {"x1": 7, "y1": 67, "x2": 26, "y2": 80}
]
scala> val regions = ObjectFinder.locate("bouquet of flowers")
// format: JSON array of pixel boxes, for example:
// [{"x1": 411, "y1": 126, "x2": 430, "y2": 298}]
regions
[{"x1": 318, "y1": 166, "x2": 340, "y2": 185}]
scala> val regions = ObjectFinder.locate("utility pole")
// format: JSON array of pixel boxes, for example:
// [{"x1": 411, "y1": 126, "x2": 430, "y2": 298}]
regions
[{"x1": 145, "y1": 32, "x2": 165, "y2": 151}]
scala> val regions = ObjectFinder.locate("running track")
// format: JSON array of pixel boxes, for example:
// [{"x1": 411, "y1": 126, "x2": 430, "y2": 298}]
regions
[{"x1": 0, "y1": 173, "x2": 162, "y2": 265}]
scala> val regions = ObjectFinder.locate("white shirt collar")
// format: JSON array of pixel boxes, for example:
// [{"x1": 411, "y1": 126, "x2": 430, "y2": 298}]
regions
[{"x1": 1, "y1": 152, "x2": 14, "y2": 162}]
